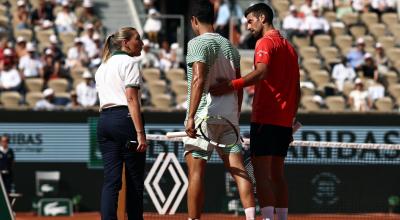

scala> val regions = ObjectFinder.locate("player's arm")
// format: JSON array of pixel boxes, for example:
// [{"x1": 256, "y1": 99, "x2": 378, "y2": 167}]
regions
[
  {"x1": 235, "y1": 68, "x2": 243, "y2": 113},
  {"x1": 186, "y1": 62, "x2": 206, "y2": 138}
]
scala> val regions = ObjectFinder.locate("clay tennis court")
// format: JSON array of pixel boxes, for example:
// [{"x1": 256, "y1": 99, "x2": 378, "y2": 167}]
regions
[{"x1": 15, "y1": 212, "x2": 400, "y2": 220}]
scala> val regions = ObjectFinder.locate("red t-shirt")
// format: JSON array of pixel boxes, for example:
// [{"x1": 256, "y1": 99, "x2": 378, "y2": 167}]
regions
[{"x1": 252, "y1": 30, "x2": 300, "y2": 127}]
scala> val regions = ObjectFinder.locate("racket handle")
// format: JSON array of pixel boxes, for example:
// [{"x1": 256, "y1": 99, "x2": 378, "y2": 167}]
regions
[{"x1": 166, "y1": 131, "x2": 187, "y2": 138}]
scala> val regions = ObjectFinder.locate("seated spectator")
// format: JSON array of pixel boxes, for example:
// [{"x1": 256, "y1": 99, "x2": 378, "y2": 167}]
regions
[
  {"x1": 143, "y1": 8, "x2": 162, "y2": 43},
  {"x1": 332, "y1": 57, "x2": 357, "y2": 92},
  {"x1": 368, "y1": 79, "x2": 385, "y2": 106},
  {"x1": 55, "y1": 0, "x2": 77, "y2": 33},
  {"x1": 15, "y1": 0, "x2": 30, "y2": 30},
  {"x1": 143, "y1": 0, "x2": 155, "y2": 11},
  {"x1": 80, "y1": 23, "x2": 98, "y2": 59},
  {"x1": 76, "y1": 0, "x2": 102, "y2": 32},
  {"x1": 42, "y1": 49, "x2": 63, "y2": 84},
  {"x1": 66, "y1": 38, "x2": 89, "y2": 68},
  {"x1": 138, "y1": 39, "x2": 160, "y2": 69},
  {"x1": 374, "y1": 42, "x2": 389, "y2": 74},
  {"x1": 30, "y1": 0, "x2": 55, "y2": 26},
  {"x1": 313, "y1": 0, "x2": 334, "y2": 11},
  {"x1": 302, "y1": 6, "x2": 330, "y2": 36},
  {"x1": 43, "y1": 35, "x2": 65, "y2": 62},
  {"x1": 0, "y1": 48, "x2": 16, "y2": 71},
  {"x1": 335, "y1": 0, "x2": 353, "y2": 19},
  {"x1": 66, "y1": 90, "x2": 82, "y2": 109},
  {"x1": 159, "y1": 40, "x2": 179, "y2": 72},
  {"x1": 0, "y1": 57, "x2": 23, "y2": 93},
  {"x1": 352, "y1": 0, "x2": 369, "y2": 13},
  {"x1": 299, "y1": 0, "x2": 314, "y2": 17},
  {"x1": 347, "y1": 37, "x2": 366, "y2": 69},
  {"x1": 370, "y1": 0, "x2": 397, "y2": 15},
  {"x1": 215, "y1": 0, "x2": 243, "y2": 41},
  {"x1": 89, "y1": 33, "x2": 102, "y2": 68},
  {"x1": 18, "y1": 42, "x2": 43, "y2": 79},
  {"x1": 76, "y1": 70, "x2": 97, "y2": 107},
  {"x1": 283, "y1": 5, "x2": 304, "y2": 40},
  {"x1": 35, "y1": 88, "x2": 66, "y2": 110},
  {"x1": 357, "y1": 53, "x2": 378, "y2": 81},
  {"x1": 15, "y1": 36, "x2": 28, "y2": 59},
  {"x1": 348, "y1": 78, "x2": 369, "y2": 111}
]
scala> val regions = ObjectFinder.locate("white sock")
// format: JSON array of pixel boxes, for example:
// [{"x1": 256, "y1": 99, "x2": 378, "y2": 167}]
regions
[
  {"x1": 244, "y1": 207, "x2": 256, "y2": 220},
  {"x1": 261, "y1": 206, "x2": 274, "y2": 220},
  {"x1": 275, "y1": 208, "x2": 288, "y2": 220}
]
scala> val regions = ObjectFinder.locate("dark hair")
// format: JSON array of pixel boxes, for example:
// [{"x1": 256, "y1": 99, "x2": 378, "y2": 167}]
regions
[
  {"x1": 1, "y1": 135, "x2": 9, "y2": 143},
  {"x1": 190, "y1": 0, "x2": 214, "y2": 24},
  {"x1": 244, "y1": 3, "x2": 274, "y2": 24}
]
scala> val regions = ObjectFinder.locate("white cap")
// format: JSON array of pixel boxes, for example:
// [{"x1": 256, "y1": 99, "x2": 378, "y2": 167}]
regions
[
  {"x1": 171, "y1": 43, "x2": 179, "y2": 50},
  {"x1": 26, "y1": 42, "x2": 35, "y2": 51},
  {"x1": 61, "y1": 0, "x2": 69, "y2": 6},
  {"x1": 356, "y1": 37, "x2": 365, "y2": 45},
  {"x1": 3, "y1": 48, "x2": 12, "y2": 56},
  {"x1": 42, "y1": 20, "x2": 53, "y2": 28},
  {"x1": 142, "y1": 39, "x2": 150, "y2": 46},
  {"x1": 49, "y1": 34, "x2": 58, "y2": 44},
  {"x1": 16, "y1": 36, "x2": 26, "y2": 43},
  {"x1": 85, "y1": 23, "x2": 94, "y2": 30},
  {"x1": 17, "y1": 0, "x2": 25, "y2": 6},
  {"x1": 45, "y1": 48, "x2": 53, "y2": 55},
  {"x1": 144, "y1": 0, "x2": 153, "y2": 4},
  {"x1": 43, "y1": 88, "x2": 54, "y2": 97},
  {"x1": 364, "y1": 52, "x2": 372, "y2": 59},
  {"x1": 83, "y1": 70, "x2": 93, "y2": 78},
  {"x1": 92, "y1": 33, "x2": 100, "y2": 40},
  {"x1": 74, "y1": 37, "x2": 82, "y2": 43},
  {"x1": 83, "y1": 0, "x2": 93, "y2": 7},
  {"x1": 311, "y1": 5, "x2": 319, "y2": 11},
  {"x1": 355, "y1": 78, "x2": 363, "y2": 84},
  {"x1": 149, "y1": 8, "x2": 158, "y2": 15},
  {"x1": 375, "y1": 42, "x2": 382, "y2": 48},
  {"x1": 289, "y1": 5, "x2": 297, "y2": 11}
]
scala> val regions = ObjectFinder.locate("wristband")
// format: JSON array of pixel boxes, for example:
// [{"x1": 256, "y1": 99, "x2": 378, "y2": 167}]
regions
[{"x1": 231, "y1": 78, "x2": 245, "y2": 90}]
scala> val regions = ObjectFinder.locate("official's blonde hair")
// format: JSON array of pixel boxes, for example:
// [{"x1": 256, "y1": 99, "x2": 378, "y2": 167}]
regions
[{"x1": 101, "y1": 27, "x2": 138, "y2": 62}]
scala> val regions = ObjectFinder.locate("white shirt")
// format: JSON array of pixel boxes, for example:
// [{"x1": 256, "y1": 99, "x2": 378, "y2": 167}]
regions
[
  {"x1": 76, "y1": 81, "x2": 97, "y2": 107},
  {"x1": 332, "y1": 63, "x2": 356, "y2": 91},
  {"x1": 368, "y1": 84, "x2": 385, "y2": 101},
  {"x1": 55, "y1": 11, "x2": 77, "y2": 32},
  {"x1": 303, "y1": 15, "x2": 330, "y2": 32},
  {"x1": 313, "y1": 0, "x2": 334, "y2": 9},
  {"x1": 0, "y1": 68, "x2": 22, "y2": 89},
  {"x1": 35, "y1": 99, "x2": 55, "y2": 110},
  {"x1": 95, "y1": 52, "x2": 143, "y2": 109},
  {"x1": 349, "y1": 90, "x2": 369, "y2": 111},
  {"x1": 80, "y1": 34, "x2": 98, "y2": 58},
  {"x1": 283, "y1": 14, "x2": 303, "y2": 30},
  {"x1": 144, "y1": 17, "x2": 161, "y2": 33},
  {"x1": 18, "y1": 55, "x2": 43, "y2": 77}
]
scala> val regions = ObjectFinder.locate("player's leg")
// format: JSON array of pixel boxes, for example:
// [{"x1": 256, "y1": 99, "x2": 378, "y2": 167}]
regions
[
  {"x1": 185, "y1": 151, "x2": 207, "y2": 219},
  {"x1": 271, "y1": 156, "x2": 288, "y2": 220},
  {"x1": 250, "y1": 123, "x2": 276, "y2": 220},
  {"x1": 217, "y1": 147, "x2": 256, "y2": 220}
]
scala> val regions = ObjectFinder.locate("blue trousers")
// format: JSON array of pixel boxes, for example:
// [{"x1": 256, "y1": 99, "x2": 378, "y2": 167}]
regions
[{"x1": 97, "y1": 107, "x2": 146, "y2": 220}]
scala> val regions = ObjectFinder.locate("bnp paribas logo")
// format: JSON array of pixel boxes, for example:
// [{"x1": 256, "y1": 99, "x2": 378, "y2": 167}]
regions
[{"x1": 145, "y1": 153, "x2": 188, "y2": 214}]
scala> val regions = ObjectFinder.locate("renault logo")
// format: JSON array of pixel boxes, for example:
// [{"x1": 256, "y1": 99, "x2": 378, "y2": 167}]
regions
[{"x1": 145, "y1": 153, "x2": 188, "y2": 214}]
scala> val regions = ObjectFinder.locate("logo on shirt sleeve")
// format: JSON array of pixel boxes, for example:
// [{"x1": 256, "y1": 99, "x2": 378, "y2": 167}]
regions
[{"x1": 257, "y1": 50, "x2": 269, "y2": 57}]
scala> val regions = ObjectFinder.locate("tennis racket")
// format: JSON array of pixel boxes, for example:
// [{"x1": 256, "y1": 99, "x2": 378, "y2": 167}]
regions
[{"x1": 166, "y1": 115, "x2": 241, "y2": 148}]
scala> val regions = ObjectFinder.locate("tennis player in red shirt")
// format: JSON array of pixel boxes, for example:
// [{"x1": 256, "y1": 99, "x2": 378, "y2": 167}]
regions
[{"x1": 211, "y1": 3, "x2": 300, "y2": 220}]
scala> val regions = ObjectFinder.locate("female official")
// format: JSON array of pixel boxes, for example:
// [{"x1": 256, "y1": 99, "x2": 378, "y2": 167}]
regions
[{"x1": 95, "y1": 27, "x2": 147, "y2": 220}]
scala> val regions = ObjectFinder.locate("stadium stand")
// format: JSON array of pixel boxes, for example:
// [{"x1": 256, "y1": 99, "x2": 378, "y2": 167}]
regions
[{"x1": 0, "y1": 0, "x2": 399, "y2": 113}]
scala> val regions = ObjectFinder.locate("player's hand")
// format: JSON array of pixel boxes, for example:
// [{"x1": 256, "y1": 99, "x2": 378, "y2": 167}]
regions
[
  {"x1": 185, "y1": 117, "x2": 197, "y2": 138},
  {"x1": 136, "y1": 133, "x2": 147, "y2": 152},
  {"x1": 209, "y1": 80, "x2": 234, "y2": 96}
]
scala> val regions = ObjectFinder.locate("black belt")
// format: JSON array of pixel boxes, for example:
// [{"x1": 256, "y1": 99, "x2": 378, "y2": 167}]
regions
[{"x1": 101, "y1": 105, "x2": 128, "y2": 112}]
